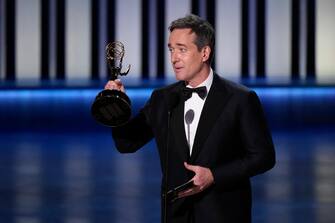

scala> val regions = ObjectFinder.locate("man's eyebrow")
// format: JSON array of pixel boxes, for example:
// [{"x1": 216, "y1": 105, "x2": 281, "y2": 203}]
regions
[
  {"x1": 176, "y1": 43, "x2": 187, "y2": 47},
  {"x1": 167, "y1": 43, "x2": 187, "y2": 47}
]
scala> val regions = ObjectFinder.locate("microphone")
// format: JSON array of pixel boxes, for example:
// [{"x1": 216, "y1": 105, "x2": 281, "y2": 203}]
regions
[
  {"x1": 185, "y1": 109, "x2": 195, "y2": 149},
  {"x1": 163, "y1": 91, "x2": 180, "y2": 223}
]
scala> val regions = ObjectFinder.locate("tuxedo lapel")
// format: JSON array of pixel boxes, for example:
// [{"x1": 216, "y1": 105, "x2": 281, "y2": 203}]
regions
[
  {"x1": 190, "y1": 74, "x2": 232, "y2": 162},
  {"x1": 169, "y1": 85, "x2": 190, "y2": 161}
]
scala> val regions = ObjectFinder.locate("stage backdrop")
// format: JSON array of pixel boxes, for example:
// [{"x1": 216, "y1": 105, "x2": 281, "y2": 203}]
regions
[{"x1": 0, "y1": 0, "x2": 334, "y2": 84}]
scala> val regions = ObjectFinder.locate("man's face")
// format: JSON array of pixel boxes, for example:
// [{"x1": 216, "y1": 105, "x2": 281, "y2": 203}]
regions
[{"x1": 168, "y1": 28, "x2": 208, "y2": 84}]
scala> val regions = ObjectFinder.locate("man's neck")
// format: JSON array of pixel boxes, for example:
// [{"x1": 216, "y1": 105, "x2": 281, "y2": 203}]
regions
[{"x1": 186, "y1": 66, "x2": 211, "y2": 87}]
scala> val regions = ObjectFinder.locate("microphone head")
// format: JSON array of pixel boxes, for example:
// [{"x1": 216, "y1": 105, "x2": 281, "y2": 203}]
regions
[
  {"x1": 185, "y1": 109, "x2": 195, "y2": 125},
  {"x1": 167, "y1": 92, "x2": 180, "y2": 111}
]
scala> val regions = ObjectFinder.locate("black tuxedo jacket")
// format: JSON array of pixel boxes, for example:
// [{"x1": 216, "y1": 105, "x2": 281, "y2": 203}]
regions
[{"x1": 112, "y1": 74, "x2": 275, "y2": 223}]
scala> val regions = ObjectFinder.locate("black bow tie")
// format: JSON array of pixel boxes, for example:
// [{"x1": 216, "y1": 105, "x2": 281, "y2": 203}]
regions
[{"x1": 182, "y1": 86, "x2": 207, "y2": 101}]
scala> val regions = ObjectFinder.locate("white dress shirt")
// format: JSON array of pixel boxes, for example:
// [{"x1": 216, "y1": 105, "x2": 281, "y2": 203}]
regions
[{"x1": 184, "y1": 69, "x2": 214, "y2": 155}]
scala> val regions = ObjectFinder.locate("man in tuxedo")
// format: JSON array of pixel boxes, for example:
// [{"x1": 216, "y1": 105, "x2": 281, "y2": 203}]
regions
[{"x1": 106, "y1": 14, "x2": 275, "y2": 223}]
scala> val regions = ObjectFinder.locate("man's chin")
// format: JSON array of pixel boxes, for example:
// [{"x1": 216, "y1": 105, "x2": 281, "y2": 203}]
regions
[{"x1": 175, "y1": 73, "x2": 187, "y2": 82}]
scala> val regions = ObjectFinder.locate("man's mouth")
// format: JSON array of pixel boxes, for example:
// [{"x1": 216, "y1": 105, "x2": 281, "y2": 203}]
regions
[{"x1": 174, "y1": 67, "x2": 183, "y2": 72}]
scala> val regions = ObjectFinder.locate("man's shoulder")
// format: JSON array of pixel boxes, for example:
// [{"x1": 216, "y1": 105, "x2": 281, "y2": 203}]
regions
[
  {"x1": 214, "y1": 73, "x2": 252, "y2": 95},
  {"x1": 152, "y1": 81, "x2": 183, "y2": 96}
]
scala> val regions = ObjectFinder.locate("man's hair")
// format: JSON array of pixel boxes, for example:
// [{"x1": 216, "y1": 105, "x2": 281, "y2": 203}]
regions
[{"x1": 168, "y1": 14, "x2": 215, "y2": 65}]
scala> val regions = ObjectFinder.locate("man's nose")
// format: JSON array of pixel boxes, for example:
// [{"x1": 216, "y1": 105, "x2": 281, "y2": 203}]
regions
[{"x1": 171, "y1": 52, "x2": 179, "y2": 63}]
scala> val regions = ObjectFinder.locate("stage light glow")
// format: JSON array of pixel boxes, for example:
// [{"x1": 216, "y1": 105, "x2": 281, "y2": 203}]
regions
[
  {"x1": 0, "y1": 87, "x2": 335, "y2": 100},
  {"x1": 0, "y1": 89, "x2": 155, "y2": 100}
]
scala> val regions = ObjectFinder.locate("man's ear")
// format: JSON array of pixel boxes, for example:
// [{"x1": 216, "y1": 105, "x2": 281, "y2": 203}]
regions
[{"x1": 202, "y1": 46, "x2": 211, "y2": 62}]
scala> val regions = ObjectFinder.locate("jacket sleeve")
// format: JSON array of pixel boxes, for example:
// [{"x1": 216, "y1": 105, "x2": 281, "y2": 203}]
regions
[
  {"x1": 111, "y1": 94, "x2": 154, "y2": 153},
  {"x1": 211, "y1": 91, "x2": 276, "y2": 187}
]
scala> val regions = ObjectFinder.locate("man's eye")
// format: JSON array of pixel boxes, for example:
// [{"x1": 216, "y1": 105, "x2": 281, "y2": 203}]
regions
[
  {"x1": 180, "y1": 48, "x2": 187, "y2": 52},
  {"x1": 168, "y1": 48, "x2": 174, "y2": 52}
]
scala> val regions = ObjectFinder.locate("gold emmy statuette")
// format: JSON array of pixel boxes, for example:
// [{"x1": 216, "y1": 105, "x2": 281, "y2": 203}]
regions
[{"x1": 91, "y1": 41, "x2": 131, "y2": 127}]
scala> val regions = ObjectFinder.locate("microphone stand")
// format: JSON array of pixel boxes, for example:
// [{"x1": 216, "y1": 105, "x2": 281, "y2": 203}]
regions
[
  {"x1": 164, "y1": 109, "x2": 173, "y2": 223},
  {"x1": 163, "y1": 93, "x2": 179, "y2": 223}
]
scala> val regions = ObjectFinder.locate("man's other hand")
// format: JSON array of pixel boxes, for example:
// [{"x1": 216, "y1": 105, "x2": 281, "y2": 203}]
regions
[{"x1": 178, "y1": 162, "x2": 214, "y2": 198}]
